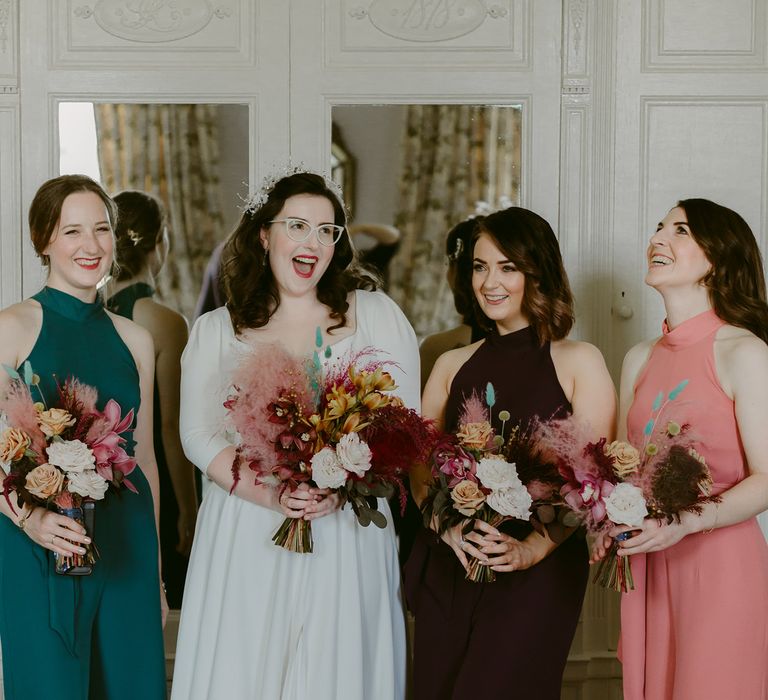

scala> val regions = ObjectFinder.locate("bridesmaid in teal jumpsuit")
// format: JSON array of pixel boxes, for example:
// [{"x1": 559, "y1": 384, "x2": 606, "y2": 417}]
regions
[{"x1": 0, "y1": 175, "x2": 167, "y2": 699}]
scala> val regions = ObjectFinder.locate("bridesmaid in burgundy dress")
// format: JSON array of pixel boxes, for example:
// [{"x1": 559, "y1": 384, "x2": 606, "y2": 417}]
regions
[
  {"x1": 405, "y1": 207, "x2": 616, "y2": 699},
  {"x1": 602, "y1": 199, "x2": 768, "y2": 699}
]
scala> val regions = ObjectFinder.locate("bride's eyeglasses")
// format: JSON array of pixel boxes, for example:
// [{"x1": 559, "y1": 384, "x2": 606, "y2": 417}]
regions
[{"x1": 268, "y1": 217, "x2": 345, "y2": 247}]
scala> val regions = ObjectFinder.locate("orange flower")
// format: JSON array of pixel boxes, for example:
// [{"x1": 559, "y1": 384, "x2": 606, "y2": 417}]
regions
[
  {"x1": 604, "y1": 440, "x2": 641, "y2": 478},
  {"x1": 450, "y1": 480, "x2": 486, "y2": 516},
  {"x1": 0, "y1": 428, "x2": 31, "y2": 463},
  {"x1": 25, "y1": 463, "x2": 65, "y2": 499},
  {"x1": 361, "y1": 391, "x2": 389, "y2": 411},
  {"x1": 456, "y1": 421, "x2": 493, "y2": 451},
  {"x1": 37, "y1": 408, "x2": 76, "y2": 438},
  {"x1": 341, "y1": 412, "x2": 362, "y2": 434},
  {"x1": 326, "y1": 387, "x2": 356, "y2": 419}
]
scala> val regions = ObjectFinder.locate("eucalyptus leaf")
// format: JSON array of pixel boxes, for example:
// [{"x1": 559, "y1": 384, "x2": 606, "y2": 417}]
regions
[
  {"x1": 22, "y1": 361, "x2": 33, "y2": 386},
  {"x1": 536, "y1": 504, "x2": 555, "y2": 524},
  {"x1": 370, "y1": 509, "x2": 387, "y2": 528},
  {"x1": 2, "y1": 364, "x2": 20, "y2": 381},
  {"x1": 561, "y1": 510, "x2": 582, "y2": 528}
]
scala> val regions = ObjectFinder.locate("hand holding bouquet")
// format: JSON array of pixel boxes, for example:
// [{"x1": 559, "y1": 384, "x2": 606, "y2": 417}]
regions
[
  {"x1": 559, "y1": 380, "x2": 719, "y2": 591},
  {"x1": 226, "y1": 336, "x2": 433, "y2": 553},
  {"x1": 0, "y1": 362, "x2": 138, "y2": 575},
  {"x1": 422, "y1": 387, "x2": 534, "y2": 582}
]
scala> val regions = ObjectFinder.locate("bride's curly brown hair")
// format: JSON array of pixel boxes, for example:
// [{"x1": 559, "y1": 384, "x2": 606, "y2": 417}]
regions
[
  {"x1": 221, "y1": 172, "x2": 375, "y2": 335},
  {"x1": 470, "y1": 207, "x2": 574, "y2": 343}
]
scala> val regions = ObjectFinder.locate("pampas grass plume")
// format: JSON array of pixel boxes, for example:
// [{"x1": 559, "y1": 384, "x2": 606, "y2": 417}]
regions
[{"x1": 229, "y1": 344, "x2": 315, "y2": 466}]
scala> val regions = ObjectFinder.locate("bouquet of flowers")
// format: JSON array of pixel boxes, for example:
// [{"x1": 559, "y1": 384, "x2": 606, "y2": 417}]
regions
[
  {"x1": 422, "y1": 384, "x2": 536, "y2": 582},
  {"x1": 0, "y1": 362, "x2": 138, "y2": 575},
  {"x1": 226, "y1": 333, "x2": 434, "y2": 553},
  {"x1": 557, "y1": 380, "x2": 719, "y2": 592}
]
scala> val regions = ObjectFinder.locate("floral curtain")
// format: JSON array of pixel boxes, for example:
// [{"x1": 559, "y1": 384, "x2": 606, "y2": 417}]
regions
[
  {"x1": 94, "y1": 103, "x2": 225, "y2": 320},
  {"x1": 387, "y1": 105, "x2": 522, "y2": 338}
]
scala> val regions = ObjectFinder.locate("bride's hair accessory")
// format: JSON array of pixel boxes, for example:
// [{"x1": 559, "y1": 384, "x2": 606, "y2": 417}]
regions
[{"x1": 241, "y1": 163, "x2": 345, "y2": 215}]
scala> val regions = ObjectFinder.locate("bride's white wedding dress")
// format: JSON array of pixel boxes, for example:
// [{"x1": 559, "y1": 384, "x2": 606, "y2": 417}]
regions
[{"x1": 171, "y1": 290, "x2": 419, "y2": 700}]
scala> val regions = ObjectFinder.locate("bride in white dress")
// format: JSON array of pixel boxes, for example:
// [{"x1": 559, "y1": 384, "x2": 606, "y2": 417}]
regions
[{"x1": 170, "y1": 171, "x2": 419, "y2": 700}]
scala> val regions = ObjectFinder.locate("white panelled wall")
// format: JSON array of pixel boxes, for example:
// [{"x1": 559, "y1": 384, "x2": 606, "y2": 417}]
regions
[{"x1": 0, "y1": 1, "x2": 766, "y2": 698}]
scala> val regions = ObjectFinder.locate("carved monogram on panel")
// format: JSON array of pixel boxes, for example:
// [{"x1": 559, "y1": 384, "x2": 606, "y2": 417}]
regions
[
  {"x1": 348, "y1": 0, "x2": 509, "y2": 42},
  {"x1": 73, "y1": 0, "x2": 232, "y2": 42}
]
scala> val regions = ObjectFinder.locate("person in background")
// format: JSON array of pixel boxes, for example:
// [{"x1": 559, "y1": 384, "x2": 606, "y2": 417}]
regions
[
  {"x1": 418, "y1": 217, "x2": 486, "y2": 392},
  {"x1": 106, "y1": 189, "x2": 198, "y2": 608}
]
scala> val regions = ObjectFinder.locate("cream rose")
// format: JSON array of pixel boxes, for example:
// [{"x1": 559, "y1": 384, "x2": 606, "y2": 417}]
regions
[
  {"x1": 335, "y1": 432, "x2": 372, "y2": 477},
  {"x1": 311, "y1": 447, "x2": 348, "y2": 489},
  {"x1": 604, "y1": 440, "x2": 641, "y2": 478},
  {"x1": 487, "y1": 485, "x2": 532, "y2": 520},
  {"x1": 25, "y1": 463, "x2": 65, "y2": 499},
  {"x1": 0, "y1": 427, "x2": 31, "y2": 463},
  {"x1": 46, "y1": 439, "x2": 95, "y2": 473},
  {"x1": 67, "y1": 469, "x2": 109, "y2": 500},
  {"x1": 476, "y1": 456, "x2": 519, "y2": 491},
  {"x1": 456, "y1": 421, "x2": 493, "y2": 451},
  {"x1": 37, "y1": 408, "x2": 76, "y2": 438},
  {"x1": 604, "y1": 482, "x2": 648, "y2": 527},
  {"x1": 450, "y1": 479, "x2": 486, "y2": 516}
]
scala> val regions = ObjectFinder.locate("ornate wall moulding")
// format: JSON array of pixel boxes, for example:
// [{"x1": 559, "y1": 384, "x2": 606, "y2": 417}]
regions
[
  {"x1": 349, "y1": 0, "x2": 508, "y2": 43},
  {"x1": 73, "y1": 0, "x2": 232, "y2": 43},
  {"x1": 643, "y1": 0, "x2": 767, "y2": 71}
]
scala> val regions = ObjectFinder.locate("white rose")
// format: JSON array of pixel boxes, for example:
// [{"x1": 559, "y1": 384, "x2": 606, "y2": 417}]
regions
[
  {"x1": 67, "y1": 469, "x2": 109, "y2": 500},
  {"x1": 335, "y1": 432, "x2": 372, "y2": 477},
  {"x1": 311, "y1": 447, "x2": 348, "y2": 490},
  {"x1": 476, "y1": 456, "x2": 518, "y2": 491},
  {"x1": 487, "y1": 485, "x2": 532, "y2": 520},
  {"x1": 46, "y1": 439, "x2": 96, "y2": 473},
  {"x1": 604, "y1": 482, "x2": 648, "y2": 527}
]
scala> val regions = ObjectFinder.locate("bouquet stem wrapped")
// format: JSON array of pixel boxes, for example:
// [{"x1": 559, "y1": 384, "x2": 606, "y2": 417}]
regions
[
  {"x1": 272, "y1": 517, "x2": 313, "y2": 554},
  {"x1": 593, "y1": 531, "x2": 635, "y2": 591}
]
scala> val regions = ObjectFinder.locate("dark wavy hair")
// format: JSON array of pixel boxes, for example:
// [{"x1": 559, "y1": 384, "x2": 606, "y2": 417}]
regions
[
  {"x1": 445, "y1": 217, "x2": 481, "y2": 325},
  {"x1": 112, "y1": 190, "x2": 166, "y2": 281},
  {"x1": 471, "y1": 207, "x2": 574, "y2": 343},
  {"x1": 222, "y1": 172, "x2": 375, "y2": 334},
  {"x1": 678, "y1": 198, "x2": 768, "y2": 344},
  {"x1": 29, "y1": 174, "x2": 118, "y2": 266}
]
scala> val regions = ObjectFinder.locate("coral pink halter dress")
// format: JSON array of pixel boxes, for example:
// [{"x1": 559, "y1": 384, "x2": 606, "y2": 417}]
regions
[{"x1": 621, "y1": 309, "x2": 768, "y2": 700}]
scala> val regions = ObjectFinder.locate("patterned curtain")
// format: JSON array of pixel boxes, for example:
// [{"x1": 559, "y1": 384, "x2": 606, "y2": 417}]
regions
[
  {"x1": 387, "y1": 105, "x2": 522, "y2": 338},
  {"x1": 94, "y1": 103, "x2": 225, "y2": 320}
]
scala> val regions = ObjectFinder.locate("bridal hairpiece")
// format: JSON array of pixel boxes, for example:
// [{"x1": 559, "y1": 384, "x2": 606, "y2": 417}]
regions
[{"x1": 241, "y1": 163, "x2": 345, "y2": 215}]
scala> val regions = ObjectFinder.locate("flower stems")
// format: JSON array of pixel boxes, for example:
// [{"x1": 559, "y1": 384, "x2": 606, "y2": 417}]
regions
[
  {"x1": 593, "y1": 535, "x2": 635, "y2": 592},
  {"x1": 272, "y1": 517, "x2": 313, "y2": 553}
]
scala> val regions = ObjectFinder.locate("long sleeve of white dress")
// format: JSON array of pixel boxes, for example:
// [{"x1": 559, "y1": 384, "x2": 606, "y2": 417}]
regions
[{"x1": 179, "y1": 307, "x2": 237, "y2": 475}]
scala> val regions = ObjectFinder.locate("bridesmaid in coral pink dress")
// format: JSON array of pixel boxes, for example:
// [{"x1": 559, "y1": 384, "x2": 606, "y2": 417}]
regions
[{"x1": 608, "y1": 198, "x2": 768, "y2": 699}]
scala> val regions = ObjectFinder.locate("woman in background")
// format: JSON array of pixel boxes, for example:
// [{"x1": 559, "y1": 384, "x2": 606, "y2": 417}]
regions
[
  {"x1": 406, "y1": 207, "x2": 616, "y2": 699},
  {"x1": 607, "y1": 198, "x2": 768, "y2": 700},
  {"x1": 418, "y1": 217, "x2": 486, "y2": 391},
  {"x1": 0, "y1": 175, "x2": 166, "y2": 699},
  {"x1": 106, "y1": 190, "x2": 198, "y2": 608}
]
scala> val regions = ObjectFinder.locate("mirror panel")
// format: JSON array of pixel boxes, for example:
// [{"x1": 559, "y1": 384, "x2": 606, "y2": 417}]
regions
[{"x1": 332, "y1": 103, "x2": 523, "y2": 338}]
